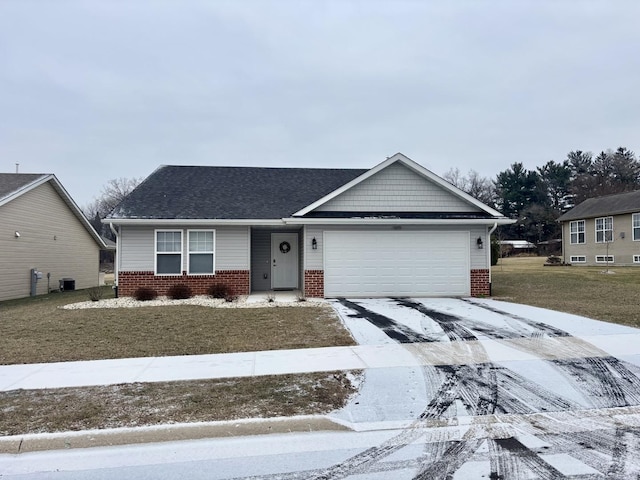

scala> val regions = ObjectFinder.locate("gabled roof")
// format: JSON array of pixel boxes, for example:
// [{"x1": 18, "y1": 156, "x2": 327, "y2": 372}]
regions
[
  {"x1": 557, "y1": 189, "x2": 640, "y2": 222},
  {"x1": 0, "y1": 173, "x2": 47, "y2": 201},
  {"x1": 107, "y1": 166, "x2": 366, "y2": 220},
  {"x1": 293, "y1": 153, "x2": 505, "y2": 218},
  {"x1": 107, "y1": 154, "x2": 510, "y2": 225},
  {"x1": 0, "y1": 173, "x2": 107, "y2": 248}
]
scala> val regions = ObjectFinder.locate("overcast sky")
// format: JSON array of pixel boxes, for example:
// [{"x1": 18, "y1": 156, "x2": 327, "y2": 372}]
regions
[{"x1": 2, "y1": 1, "x2": 639, "y2": 207}]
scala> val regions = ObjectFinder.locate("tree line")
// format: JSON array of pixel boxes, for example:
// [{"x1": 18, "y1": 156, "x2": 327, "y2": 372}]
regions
[{"x1": 445, "y1": 147, "x2": 640, "y2": 243}]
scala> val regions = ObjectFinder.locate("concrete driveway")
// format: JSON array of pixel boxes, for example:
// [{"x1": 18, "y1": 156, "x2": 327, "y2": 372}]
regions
[{"x1": 327, "y1": 297, "x2": 640, "y2": 478}]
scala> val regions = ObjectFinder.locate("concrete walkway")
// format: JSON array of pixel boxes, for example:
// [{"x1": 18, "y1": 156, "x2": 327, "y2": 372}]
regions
[{"x1": 3, "y1": 333, "x2": 640, "y2": 391}]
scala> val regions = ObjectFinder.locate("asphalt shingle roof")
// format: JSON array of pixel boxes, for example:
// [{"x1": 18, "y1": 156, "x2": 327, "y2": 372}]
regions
[
  {"x1": 108, "y1": 166, "x2": 368, "y2": 219},
  {"x1": 558, "y1": 189, "x2": 640, "y2": 222},
  {"x1": 0, "y1": 174, "x2": 47, "y2": 200}
]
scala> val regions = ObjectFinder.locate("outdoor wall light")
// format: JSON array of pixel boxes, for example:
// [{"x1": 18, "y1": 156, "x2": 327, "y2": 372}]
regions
[
  {"x1": 476, "y1": 237, "x2": 484, "y2": 249},
  {"x1": 14, "y1": 231, "x2": 20, "y2": 238},
  {"x1": 312, "y1": 237, "x2": 318, "y2": 250}
]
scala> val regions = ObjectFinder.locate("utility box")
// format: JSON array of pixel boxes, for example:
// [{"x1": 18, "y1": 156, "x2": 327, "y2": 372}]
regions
[{"x1": 59, "y1": 278, "x2": 75, "y2": 291}]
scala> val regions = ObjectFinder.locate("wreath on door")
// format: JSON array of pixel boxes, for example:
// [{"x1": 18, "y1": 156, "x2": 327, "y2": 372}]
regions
[{"x1": 279, "y1": 241, "x2": 291, "y2": 254}]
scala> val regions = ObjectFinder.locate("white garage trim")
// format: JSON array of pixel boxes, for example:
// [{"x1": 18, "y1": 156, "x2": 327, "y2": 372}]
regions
[{"x1": 323, "y1": 230, "x2": 470, "y2": 297}]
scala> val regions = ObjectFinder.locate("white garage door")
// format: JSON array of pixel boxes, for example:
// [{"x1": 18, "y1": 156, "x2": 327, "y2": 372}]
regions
[{"x1": 324, "y1": 231, "x2": 470, "y2": 297}]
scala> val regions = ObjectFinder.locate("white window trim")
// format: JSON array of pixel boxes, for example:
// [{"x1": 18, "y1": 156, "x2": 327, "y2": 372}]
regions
[
  {"x1": 187, "y1": 229, "x2": 216, "y2": 275},
  {"x1": 595, "y1": 255, "x2": 614, "y2": 263},
  {"x1": 633, "y1": 213, "x2": 640, "y2": 241},
  {"x1": 634, "y1": 255, "x2": 640, "y2": 264},
  {"x1": 570, "y1": 255, "x2": 586, "y2": 263},
  {"x1": 569, "y1": 220, "x2": 585, "y2": 245},
  {"x1": 155, "y1": 229, "x2": 183, "y2": 276},
  {"x1": 595, "y1": 216, "x2": 614, "y2": 244}
]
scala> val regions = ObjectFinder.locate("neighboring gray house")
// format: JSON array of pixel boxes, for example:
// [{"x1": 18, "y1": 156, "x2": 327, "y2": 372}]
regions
[
  {"x1": 105, "y1": 153, "x2": 512, "y2": 298},
  {"x1": 0, "y1": 173, "x2": 108, "y2": 301},
  {"x1": 558, "y1": 189, "x2": 640, "y2": 266}
]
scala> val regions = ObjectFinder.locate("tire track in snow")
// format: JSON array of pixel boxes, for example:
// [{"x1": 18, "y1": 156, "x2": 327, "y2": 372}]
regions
[
  {"x1": 229, "y1": 299, "x2": 640, "y2": 479},
  {"x1": 322, "y1": 299, "x2": 586, "y2": 479},
  {"x1": 463, "y1": 299, "x2": 640, "y2": 409}
]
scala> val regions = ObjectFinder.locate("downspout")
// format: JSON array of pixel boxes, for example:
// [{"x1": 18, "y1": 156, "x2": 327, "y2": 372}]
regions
[
  {"x1": 487, "y1": 222, "x2": 498, "y2": 296},
  {"x1": 109, "y1": 222, "x2": 119, "y2": 297}
]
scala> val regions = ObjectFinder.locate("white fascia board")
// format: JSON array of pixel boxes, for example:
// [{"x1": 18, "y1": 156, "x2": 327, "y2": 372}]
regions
[
  {"x1": 292, "y1": 154, "x2": 400, "y2": 217},
  {"x1": 392, "y1": 154, "x2": 505, "y2": 217},
  {"x1": 47, "y1": 175, "x2": 108, "y2": 249},
  {"x1": 292, "y1": 152, "x2": 504, "y2": 218},
  {"x1": 282, "y1": 217, "x2": 516, "y2": 226},
  {"x1": 104, "y1": 218, "x2": 285, "y2": 227},
  {"x1": 0, "y1": 174, "x2": 107, "y2": 249},
  {"x1": 0, "y1": 174, "x2": 51, "y2": 207}
]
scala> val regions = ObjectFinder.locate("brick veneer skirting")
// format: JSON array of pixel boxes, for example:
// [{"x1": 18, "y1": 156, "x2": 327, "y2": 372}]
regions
[
  {"x1": 118, "y1": 271, "x2": 250, "y2": 297},
  {"x1": 304, "y1": 270, "x2": 324, "y2": 298},
  {"x1": 470, "y1": 269, "x2": 490, "y2": 297}
]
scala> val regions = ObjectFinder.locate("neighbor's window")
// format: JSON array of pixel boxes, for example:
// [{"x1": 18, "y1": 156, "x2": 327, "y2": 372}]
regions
[
  {"x1": 633, "y1": 213, "x2": 640, "y2": 241},
  {"x1": 595, "y1": 255, "x2": 614, "y2": 263},
  {"x1": 156, "y1": 230, "x2": 182, "y2": 274},
  {"x1": 634, "y1": 255, "x2": 640, "y2": 264},
  {"x1": 595, "y1": 216, "x2": 613, "y2": 243},
  {"x1": 188, "y1": 230, "x2": 215, "y2": 274},
  {"x1": 570, "y1": 220, "x2": 585, "y2": 244},
  {"x1": 570, "y1": 255, "x2": 586, "y2": 263}
]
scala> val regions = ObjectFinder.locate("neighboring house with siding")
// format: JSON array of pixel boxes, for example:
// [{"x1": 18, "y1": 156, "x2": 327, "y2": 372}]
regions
[
  {"x1": 0, "y1": 173, "x2": 107, "y2": 301},
  {"x1": 557, "y1": 189, "x2": 640, "y2": 266},
  {"x1": 105, "y1": 153, "x2": 513, "y2": 298}
]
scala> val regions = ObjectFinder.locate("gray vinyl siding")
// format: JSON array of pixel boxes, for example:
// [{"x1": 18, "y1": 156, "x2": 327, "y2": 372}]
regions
[
  {"x1": 0, "y1": 182, "x2": 100, "y2": 301},
  {"x1": 562, "y1": 213, "x2": 640, "y2": 266},
  {"x1": 304, "y1": 225, "x2": 489, "y2": 271},
  {"x1": 119, "y1": 225, "x2": 250, "y2": 272},
  {"x1": 315, "y1": 163, "x2": 481, "y2": 213}
]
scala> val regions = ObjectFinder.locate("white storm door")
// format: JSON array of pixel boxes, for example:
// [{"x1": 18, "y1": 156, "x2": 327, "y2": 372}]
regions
[{"x1": 271, "y1": 233, "x2": 299, "y2": 289}]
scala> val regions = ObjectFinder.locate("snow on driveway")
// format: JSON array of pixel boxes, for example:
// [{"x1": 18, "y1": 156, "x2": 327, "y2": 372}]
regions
[{"x1": 327, "y1": 297, "x2": 640, "y2": 479}]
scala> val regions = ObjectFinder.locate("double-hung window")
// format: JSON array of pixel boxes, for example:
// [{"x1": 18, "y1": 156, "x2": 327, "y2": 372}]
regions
[
  {"x1": 156, "y1": 230, "x2": 182, "y2": 275},
  {"x1": 595, "y1": 216, "x2": 613, "y2": 243},
  {"x1": 188, "y1": 230, "x2": 215, "y2": 274},
  {"x1": 570, "y1": 220, "x2": 585, "y2": 244},
  {"x1": 633, "y1": 213, "x2": 640, "y2": 241}
]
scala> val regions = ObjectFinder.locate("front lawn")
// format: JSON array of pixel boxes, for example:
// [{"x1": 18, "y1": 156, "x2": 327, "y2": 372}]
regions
[
  {"x1": 491, "y1": 256, "x2": 640, "y2": 327},
  {"x1": 0, "y1": 288, "x2": 359, "y2": 437},
  {"x1": 0, "y1": 288, "x2": 355, "y2": 365}
]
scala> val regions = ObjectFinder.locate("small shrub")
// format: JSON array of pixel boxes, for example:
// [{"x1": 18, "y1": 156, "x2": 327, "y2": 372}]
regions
[
  {"x1": 296, "y1": 293, "x2": 307, "y2": 303},
  {"x1": 167, "y1": 284, "x2": 192, "y2": 300},
  {"x1": 207, "y1": 283, "x2": 230, "y2": 299},
  {"x1": 266, "y1": 293, "x2": 276, "y2": 303},
  {"x1": 87, "y1": 287, "x2": 104, "y2": 302},
  {"x1": 134, "y1": 287, "x2": 158, "y2": 301},
  {"x1": 224, "y1": 292, "x2": 238, "y2": 303}
]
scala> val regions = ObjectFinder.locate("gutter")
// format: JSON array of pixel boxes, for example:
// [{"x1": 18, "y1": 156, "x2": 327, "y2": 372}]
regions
[
  {"x1": 283, "y1": 217, "x2": 516, "y2": 226},
  {"x1": 109, "y1": 223, "x2": 119, "y2": 293}
]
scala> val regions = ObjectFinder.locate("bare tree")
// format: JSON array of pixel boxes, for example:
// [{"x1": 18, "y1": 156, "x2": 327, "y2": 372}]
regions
[
  {"x1": 443, "y1": 168, "x2": 495, "y2": 206},
  {"x1": 83, "y1": 177, "x2": 142, "y2": 239}
]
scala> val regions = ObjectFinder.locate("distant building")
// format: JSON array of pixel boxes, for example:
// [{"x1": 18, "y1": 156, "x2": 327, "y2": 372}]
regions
[
  {"x1": 558, "y1": 190, "x2": 640, "y2": 266},
  {"x1": 499, "y1": 240, "x2": 537, "y2": 256}
]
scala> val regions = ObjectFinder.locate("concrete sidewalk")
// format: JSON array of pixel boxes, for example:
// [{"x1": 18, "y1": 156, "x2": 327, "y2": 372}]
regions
[{"x1": 3, "y1": 333, "x2": 640, "y2": 391}]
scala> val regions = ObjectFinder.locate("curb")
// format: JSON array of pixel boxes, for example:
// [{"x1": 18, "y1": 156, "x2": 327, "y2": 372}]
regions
[{"x1": 0, "y1": 416, "x2": 351, "y2": 454}]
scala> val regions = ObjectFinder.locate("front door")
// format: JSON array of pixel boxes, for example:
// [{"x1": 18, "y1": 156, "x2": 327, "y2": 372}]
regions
[{"x1": 271, "y1": 233, "x2": 299, "y2": 289}]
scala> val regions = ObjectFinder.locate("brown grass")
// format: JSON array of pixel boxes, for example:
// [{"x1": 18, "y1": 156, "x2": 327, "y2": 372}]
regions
[
  {"x1": 0, "y1": 288, "x2": 355, "y2": 365},
  {"x1": 492, "y1": 256, "x2": 640, "y2": 327},
  {"x1": 0, "y1": 372, "x2": 359, "y2": 435}
]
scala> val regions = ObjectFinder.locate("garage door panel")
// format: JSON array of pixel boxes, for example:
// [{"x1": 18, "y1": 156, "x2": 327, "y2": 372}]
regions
[{"x1": 324, "y1": 231, "x2": 470, "y2": 297}]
